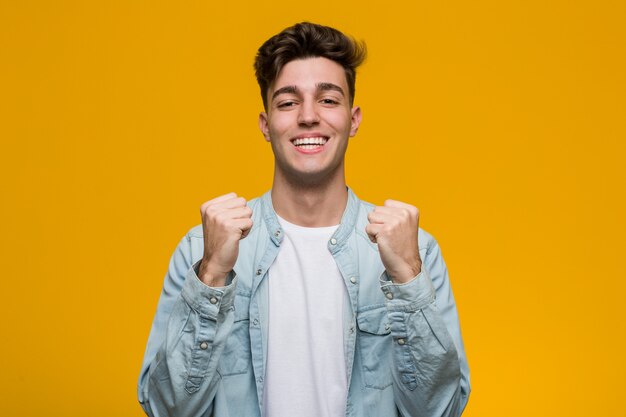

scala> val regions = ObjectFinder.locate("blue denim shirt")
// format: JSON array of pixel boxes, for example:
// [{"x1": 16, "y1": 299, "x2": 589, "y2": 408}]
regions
[{"x1": 138, "y1": 188, "x2": 470, "y2": 416}]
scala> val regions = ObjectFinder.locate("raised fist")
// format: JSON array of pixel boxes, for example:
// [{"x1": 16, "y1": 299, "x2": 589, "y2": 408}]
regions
[
  {"x1": 197, "y1": 193, "x2": 253, "y2": 287},
  {"x1": 365, "y1": 199, "x2": 422, "y2": 284}
]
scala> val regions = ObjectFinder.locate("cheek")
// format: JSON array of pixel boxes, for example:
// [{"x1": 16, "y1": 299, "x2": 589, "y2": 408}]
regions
[
  {"x1": 326, "y1": 112, "x2": 353, "y2": 132},
  {"x1": 268, "y1": 118, "x2": 291, "y2": 137}
]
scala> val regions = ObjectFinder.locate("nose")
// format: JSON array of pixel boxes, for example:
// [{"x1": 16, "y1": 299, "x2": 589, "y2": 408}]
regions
[{"x1": 297, "y1": 100, "x2": 320, "y2": 126}]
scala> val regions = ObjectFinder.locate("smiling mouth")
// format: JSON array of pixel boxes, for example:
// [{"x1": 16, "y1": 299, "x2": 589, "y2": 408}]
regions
[{"x1": 291, "y1": 136, "x2": 329, "y2": 150}]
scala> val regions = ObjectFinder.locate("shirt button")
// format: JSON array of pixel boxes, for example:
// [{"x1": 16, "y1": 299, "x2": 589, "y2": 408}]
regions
[
  {"x1": 253, "y1": 318, "x2": 259, "y2": 326},
  {"x1": 200, "y1": 341, "x2": 208, "y2": 350},
  {"x1": 274, "y1": 230, "x2": 281, "y2": 237},
  {"x1": 385, "y1": 292, "x2": 394, "y2": 300},
  {"x1": 330, "y1": 238, "x2": 337, "y2": 245},
  {"x1": 350, "y1": 277, "x2": 357, "y2": 284},
  {"x1": 397, "y1": 338, "x2": 406, "y2": 346},
  {"x1": 385, "y1": 323, "x2": 391, "y2": 331},
  {"x1": 256, "y1": 269, "x2": 262, "y2": 275},
  {"x1": 209, "y1": 296, "x2": 218, "y2": 304},
  {"x1": 257, "y1": 376, "x2": 263, "y2": 383},
  {"x1": 350, "y1": 326, "x2": 355, "y2": 334}
]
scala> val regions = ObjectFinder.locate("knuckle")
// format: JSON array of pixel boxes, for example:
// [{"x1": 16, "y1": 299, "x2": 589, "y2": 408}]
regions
[{"x1": 212, "y1": 211, "x2": 227, "y2": 224}]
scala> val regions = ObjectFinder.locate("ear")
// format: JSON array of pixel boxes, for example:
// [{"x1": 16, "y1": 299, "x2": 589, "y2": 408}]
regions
[
  {"x1": 349, "y1": 106, "x2": 362, "y2": 137},
  {"x1": 258, "y1": 112, "x2": 271, "y2": 142}
]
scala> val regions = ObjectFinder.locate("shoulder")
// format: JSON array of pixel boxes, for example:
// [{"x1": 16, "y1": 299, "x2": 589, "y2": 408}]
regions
[
  {"x1": 418, "y1": 227, "x2": 437, "y2": 253},
  {"x1": 353, "y1": 198, "x2": 375, "y2": 245}
]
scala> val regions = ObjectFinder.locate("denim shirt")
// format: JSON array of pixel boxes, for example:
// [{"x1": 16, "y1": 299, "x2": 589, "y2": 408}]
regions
[{"x1": 138, "y1": 188, "x2": 470, "y2": 417}]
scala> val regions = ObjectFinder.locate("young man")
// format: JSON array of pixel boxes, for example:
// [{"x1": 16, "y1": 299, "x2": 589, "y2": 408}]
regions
[{"x1": 138, "y1": 22, "x2": 470, "y2": 417}]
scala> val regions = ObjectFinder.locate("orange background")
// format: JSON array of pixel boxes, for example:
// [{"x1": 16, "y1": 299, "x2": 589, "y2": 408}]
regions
[{"x1": 1, "y1": 1, "x2": 625, "y2": 416}]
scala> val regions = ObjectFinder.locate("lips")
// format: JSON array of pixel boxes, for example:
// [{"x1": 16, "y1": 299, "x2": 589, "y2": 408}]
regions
[{"x1": 291, "y1": 136, "x2": 328, "y2": 149}]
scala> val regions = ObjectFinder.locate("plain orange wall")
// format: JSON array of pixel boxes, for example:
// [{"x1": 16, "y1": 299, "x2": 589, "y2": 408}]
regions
[{"x1": 1, "y1": 1, "x2": 625, "y2": 416}]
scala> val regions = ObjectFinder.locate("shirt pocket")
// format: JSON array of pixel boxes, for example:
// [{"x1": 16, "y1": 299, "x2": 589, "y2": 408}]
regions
[
  {"x1": 357, "y1": 306, "x2": 393, "y2": 389},
  {"x1": 218, "y1": 293, "x2": 252, "y2": 377}
]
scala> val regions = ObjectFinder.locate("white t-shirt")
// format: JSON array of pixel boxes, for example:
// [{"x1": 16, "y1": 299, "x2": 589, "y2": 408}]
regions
[{"x1": 262, "y1": 215, "x2": 348, "y2": 417}]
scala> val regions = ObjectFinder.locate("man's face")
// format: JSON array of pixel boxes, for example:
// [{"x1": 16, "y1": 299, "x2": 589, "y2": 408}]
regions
[{"x1": 259, "y1": 57, "x2": 362, "y2": 186}]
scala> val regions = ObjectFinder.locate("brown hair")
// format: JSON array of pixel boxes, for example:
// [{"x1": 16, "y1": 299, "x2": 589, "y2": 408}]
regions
[{"x1": 254, "y1": 22, "x2": 367, "y2": 110}]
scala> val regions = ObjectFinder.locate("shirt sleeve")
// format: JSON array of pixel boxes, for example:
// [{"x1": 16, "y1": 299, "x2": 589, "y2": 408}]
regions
[
  {"x1": 137, "y1": 233, "x2": 238, "y2": 417},
  {"x1": 380, "y1": 237, "x2": 471, "y2": 417}
]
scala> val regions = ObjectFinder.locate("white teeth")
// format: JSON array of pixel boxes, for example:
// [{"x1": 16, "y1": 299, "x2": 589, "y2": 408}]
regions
[{"x1": 292, "y1": 137, "x2": 328, "y2": 147}]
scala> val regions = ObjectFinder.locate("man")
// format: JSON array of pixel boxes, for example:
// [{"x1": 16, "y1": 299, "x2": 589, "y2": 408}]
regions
[{"x1": 138, "y1": 22, "x2": 470, "y2": 417}]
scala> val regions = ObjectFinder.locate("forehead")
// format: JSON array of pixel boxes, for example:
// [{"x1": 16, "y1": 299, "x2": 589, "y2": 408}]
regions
[{"x1": 271, "y1": 57, "x2": 348, "y2": 92}]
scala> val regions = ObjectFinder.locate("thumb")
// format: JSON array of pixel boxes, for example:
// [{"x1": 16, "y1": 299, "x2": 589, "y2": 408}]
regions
[{"x1": 365, "y1": 223, "x2": 380, "y2": 243}]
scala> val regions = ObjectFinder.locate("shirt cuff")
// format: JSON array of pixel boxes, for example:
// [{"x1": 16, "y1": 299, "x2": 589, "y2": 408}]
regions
[
  {"x1": 181, "y1": 260, "x2": 237, "y2": 320},
  {"x1": 379, "y1": 269, "x2": 435, "y2": 312}
]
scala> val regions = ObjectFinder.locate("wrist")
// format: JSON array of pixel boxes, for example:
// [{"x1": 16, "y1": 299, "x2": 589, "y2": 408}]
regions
[
  {"x1": 390, "y1": 261, "x2": 422, "y2": 284},
  {"x1": 198, "y1": 260, "x2": 228, "y2": 287}
]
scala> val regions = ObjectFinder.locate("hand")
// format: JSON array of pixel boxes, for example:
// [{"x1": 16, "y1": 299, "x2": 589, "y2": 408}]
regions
[
  {"x1": 198, "y1": 193, "x2": 253, "y2": 287},
  {"x1": 365, "y1": 199, "x2": 422, "y2": 284}
]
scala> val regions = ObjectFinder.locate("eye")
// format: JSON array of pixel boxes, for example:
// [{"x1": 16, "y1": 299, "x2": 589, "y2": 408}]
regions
[
  {"x1": 320, "y1": 98, "x2": 339, "y2": 105},
  {"x1": 277, "y1": 100, "x2": 297, "y2": 108}
]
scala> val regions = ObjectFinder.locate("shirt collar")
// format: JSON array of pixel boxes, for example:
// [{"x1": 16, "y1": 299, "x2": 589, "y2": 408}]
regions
[{"x1": 260, "y1": 187, "x2": 359, "y2": 250}]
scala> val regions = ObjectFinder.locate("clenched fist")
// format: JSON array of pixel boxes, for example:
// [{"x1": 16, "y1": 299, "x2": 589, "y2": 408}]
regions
[
  {"x1": 197, "y1": 193, "x2": 253, "y2": 287},
  {"x1": 365, "y1": 200, "x2": 422, "y2": 284}
]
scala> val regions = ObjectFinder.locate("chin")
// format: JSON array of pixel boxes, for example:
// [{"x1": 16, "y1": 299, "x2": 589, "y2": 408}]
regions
[{"x1": 280, "y1": 164, "x2": 343, "y2": 188}]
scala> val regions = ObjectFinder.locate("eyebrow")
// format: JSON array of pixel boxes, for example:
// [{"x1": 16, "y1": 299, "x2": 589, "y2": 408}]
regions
[
  {"x1": 272, "y1": 85, "x2": 298, "y2": 101},
  {"x1": 271, "y1": 83, "x2": 345, "y2": 102},
  {"x1": 317, "y1": 82, "x2": 345, "y2": 96}
]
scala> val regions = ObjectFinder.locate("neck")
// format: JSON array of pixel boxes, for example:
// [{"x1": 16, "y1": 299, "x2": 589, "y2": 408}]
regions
[{"x1": 271, "y1": 170, "x2": 348, "y2": 227}]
